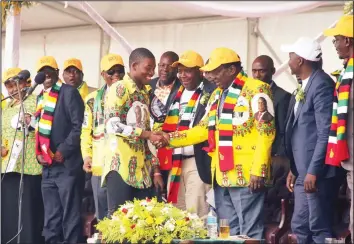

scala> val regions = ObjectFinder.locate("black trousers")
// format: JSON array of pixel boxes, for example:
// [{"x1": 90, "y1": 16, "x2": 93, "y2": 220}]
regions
[
  {"x1": 106, "y1": 171, "x2": 151, "y2": 216},
  {"x1": 1, "y1": 173, "x2": 44, "y2": 244},
  {"x1": 41, "y1": 164, "x2": 84, "y2": 244}
]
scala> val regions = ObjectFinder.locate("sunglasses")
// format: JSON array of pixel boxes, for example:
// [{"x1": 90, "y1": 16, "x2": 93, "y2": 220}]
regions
[{"x1": 106, "y1": 69, "x2": 123, "y2": 76}]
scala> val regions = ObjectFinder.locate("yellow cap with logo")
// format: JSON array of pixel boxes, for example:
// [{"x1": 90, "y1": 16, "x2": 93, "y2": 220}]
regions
[
  {"x1": 36, "y1": 56, "x2": 58, "y2": 72},
  {"x1": 100, "y1": 53, "x2": 124, "y2": 72},
  {"x1": 172, "y1": 50, "x2": 204, "y2": 68},
  {"x1": 200, "y1": 47, "x2": 241, "y2": 72},
  {"x1": 64, "y1": 58, "x2": 83, "y2": 71},
  {"x1": 2, "y1": 67, "x2": 22, "y2": 83},
  {"x1": 324, "y1": 15, "x2": 353, "y2": 38}
]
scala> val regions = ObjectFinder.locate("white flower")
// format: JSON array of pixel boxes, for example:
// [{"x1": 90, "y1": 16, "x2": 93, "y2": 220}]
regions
[
  {"x1": 146, "y1": 205, "x2": 153, "y2": 211},
  {"x1": 161, "y1": 207, "x2": 170, "y2": 214},
  {"x1": 187, "y1": 213, "x2": 199, "y2": 220},
  {"x1": 164, "y1": 220, "x2": 175, "y2": 232},
  {"x1": 137, "y1": 220, "x2": 144, "y2": 227},
  {"x1": 120, "y1": 226, "x2": 126, "y2": 234}
]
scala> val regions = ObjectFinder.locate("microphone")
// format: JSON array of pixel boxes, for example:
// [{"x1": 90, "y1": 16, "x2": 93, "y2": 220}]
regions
[
  {"x1": 12, "y1": 70, "x2": 31, "y2": 82},
  {"x1": 23, "y1": 72, "x2": 46, "y2": 99}
]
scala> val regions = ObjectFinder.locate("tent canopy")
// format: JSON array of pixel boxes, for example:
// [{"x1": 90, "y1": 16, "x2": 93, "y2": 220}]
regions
[{"x1": 18, "y1": 1, "x2": 340, "y2": 31}]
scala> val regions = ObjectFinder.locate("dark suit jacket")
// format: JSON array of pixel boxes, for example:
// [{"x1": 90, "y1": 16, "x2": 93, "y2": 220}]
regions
[
  {"x1": 254, "y1": 111, "x2": 274, "y2": 123},
  {"x1": 284, "y1": 69, "x2": 336, "y2": 179},
  {"x1": 150, "y1": 77, "x2": 181, "y2": 112},
  {"x1": 191, "y1": 79, "x2": 216, "y2": 184},
  {"x1": 271, "y1": 82, "x2": 291, "y2": 156},
  {"x1": 42, "y1": 83, "x2": 85, "y2": 173}
]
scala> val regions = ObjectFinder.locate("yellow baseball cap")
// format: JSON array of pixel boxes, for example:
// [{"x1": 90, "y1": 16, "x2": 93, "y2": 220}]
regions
[
  {"x1": 2, "y1": 67, "x2": 22, "y2": 83},
  {"x1": 324, "y1": 15, "x2": 353, "y2": 38},
  {"x1": 171, "y1": 50, "x2": 204, "y2": 68},
  {"x1": 100, "y1": 53, "x2": 124, "y2": 72},
  {"x1": 36, "y1": 56, "x2": 58, "y2": 72},
  {"x1": 64, "y1": 58, "x2": 83, "y2": 71},
  {"x1": 200, "y1": 47, "x2": 241, "y2": 72}
]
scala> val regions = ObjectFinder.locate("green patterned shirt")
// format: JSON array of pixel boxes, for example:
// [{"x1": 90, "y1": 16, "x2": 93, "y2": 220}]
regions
[{"x1": 1, "y1": 95, "x2": 42, "y2": 175}]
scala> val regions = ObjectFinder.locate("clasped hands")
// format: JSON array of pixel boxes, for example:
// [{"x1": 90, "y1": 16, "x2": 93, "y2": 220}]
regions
[{"x1": 148, "y1": 131, "x2": 170, "y2": 149}]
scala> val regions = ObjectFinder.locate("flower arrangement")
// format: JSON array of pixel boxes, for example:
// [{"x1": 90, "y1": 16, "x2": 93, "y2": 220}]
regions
[
  {"x1": 295, "y1": 84, "x2": 305, "y2": 103},
  {"x1": 1, "y1": 1, "x2": 37, "y2": 27},
  {"x1": 96, "y1": 197, "x2": 207, "y2": 244}
]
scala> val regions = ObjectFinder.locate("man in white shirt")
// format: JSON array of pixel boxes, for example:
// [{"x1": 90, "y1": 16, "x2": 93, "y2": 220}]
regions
[
  {"x1": 157, "y1": 50, "x2": 216, "y2": 217},
  {"x1": 282, "y1": 37, "x2": 337, "y2": 243}
]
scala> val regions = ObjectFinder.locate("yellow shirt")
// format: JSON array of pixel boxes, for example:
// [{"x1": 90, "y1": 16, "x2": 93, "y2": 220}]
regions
[
  {"x1": 81, "y1": 85, "x2": 110, "y2": 176},
  {"x1": 1, "y1": 94, "x2": 6, "y2": 109},
  {"x1": 102, "y1": 75, "x2": 158, "y2": 188},
  {"x1": 169, "y1": 76, "x2": 275, "y2": 187},
  {"x1": 78, "y1": 81, "x2": 89, "y2": 101}
]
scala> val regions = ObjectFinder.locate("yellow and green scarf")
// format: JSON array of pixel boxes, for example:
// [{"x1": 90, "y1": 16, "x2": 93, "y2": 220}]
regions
[
  {"x1": 35, "y1": 82, "x2": 62, "y2": 164},
  {"x1": 158, "y1": 83, "x2": 203, "y2": 203},
  {"x1": 326, "y1": 57, "x2": 353, "y2": 166},
  {"x1": 203, "y1": 70, "x2": 247, "y2": 172}
]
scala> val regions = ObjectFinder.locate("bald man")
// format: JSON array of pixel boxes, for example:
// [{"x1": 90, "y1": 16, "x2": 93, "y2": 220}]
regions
[
  {"x1": 252, "y1": 55, "x2": 291, "y2": 158},
  {"x1": 150, "y1": 51, "x2": 180, "y2": 112},
  {"x1": 252, "y1": 55, "x2": 292, "y2": 221}
]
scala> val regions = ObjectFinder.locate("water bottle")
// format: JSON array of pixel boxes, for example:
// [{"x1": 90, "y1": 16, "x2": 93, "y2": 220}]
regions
[{"x1": 206, "y1": 209, "x2": 218, "y2": 239}]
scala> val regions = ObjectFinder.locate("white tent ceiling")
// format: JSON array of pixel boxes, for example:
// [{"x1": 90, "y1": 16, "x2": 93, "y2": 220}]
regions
[{"x1": 16, "y1": 1, "x2": 342, "y2": 31}]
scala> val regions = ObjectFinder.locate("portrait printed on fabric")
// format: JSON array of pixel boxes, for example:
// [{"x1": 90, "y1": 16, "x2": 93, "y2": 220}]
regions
[
  {"x1": 128, "y1": 101, "x2": 149, "y2": 130},
  {"x1": 251, "y1": 94, "x2": 274, "y2": 123},
  {"x1": 149, "y1": 94, "x2": 167, "y2": 123}
]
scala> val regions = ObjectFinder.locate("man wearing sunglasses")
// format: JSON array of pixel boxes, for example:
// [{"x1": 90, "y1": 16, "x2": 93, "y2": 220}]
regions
[
  {"x1": 62, "y1": 58, "x2": 89, "y2": 101},
  {"x1": 81, "y1": 53, "x2": 125, "y2": 221},
  {"x1": 35, "y1": 56, "x2": 85, "y2": 244}
]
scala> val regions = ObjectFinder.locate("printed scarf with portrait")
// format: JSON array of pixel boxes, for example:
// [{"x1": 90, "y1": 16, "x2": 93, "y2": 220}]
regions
[
  {"x1": 203, "y1": 70, "x2": 247, "y2": 172},
  {"x1": 158, "y1": 83, "x2": 204, "y2": 203},
  {"x1": 35, "y1": 82, "x2": 62, "y2": 164},
  {"x1": 326, "y1": 57, "x2": 353, "y2": 167}
]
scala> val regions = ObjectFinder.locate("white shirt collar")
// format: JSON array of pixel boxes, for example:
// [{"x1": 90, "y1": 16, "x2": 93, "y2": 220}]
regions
[
  {"x1": 301, "y1": 76, "x2": 310, "y2": 90},
  {"x1": 43, "y1": 87, "x2": 51, "y2": 93}
]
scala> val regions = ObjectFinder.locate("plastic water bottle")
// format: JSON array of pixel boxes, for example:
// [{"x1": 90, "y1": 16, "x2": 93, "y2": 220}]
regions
[{"x1": 206, "y1": 209, "x2": 218, "y2": 239}]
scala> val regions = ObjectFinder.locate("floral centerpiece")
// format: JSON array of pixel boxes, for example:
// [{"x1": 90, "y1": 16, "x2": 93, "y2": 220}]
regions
[{"x1": 96, "y1": 197, "x2": 207, "y2": 244}]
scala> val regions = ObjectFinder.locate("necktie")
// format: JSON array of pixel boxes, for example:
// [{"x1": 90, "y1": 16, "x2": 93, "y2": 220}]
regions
[{"x1": 218, "y1": 89, "x2": 228, "y2": 118}]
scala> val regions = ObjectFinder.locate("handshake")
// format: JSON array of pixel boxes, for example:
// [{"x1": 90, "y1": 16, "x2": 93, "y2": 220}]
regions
[{"x1": 147, "y1": 131, "x2": 170, "y2": 149}]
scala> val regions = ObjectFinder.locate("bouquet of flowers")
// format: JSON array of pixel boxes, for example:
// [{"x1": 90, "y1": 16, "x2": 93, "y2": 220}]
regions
[{"x1": 96, "y1": 197, "x2": 207, "y2": 244}]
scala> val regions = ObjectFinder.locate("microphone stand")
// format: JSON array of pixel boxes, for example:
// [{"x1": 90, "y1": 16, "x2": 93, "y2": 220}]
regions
[
  {"x1": 1, "y1": 88, "x2": 27, "y2": 102},
  {"x1": 14, "y1": 82, "x2": 28, "y2": 244}
]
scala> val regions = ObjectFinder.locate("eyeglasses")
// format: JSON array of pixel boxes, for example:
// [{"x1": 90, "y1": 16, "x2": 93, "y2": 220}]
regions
[{"x1": 106, "y1": 69, "x2": 123, "y2": 76}]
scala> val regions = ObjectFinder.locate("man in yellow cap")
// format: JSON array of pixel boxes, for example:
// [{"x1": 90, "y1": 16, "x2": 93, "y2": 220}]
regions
[
  {"x1": 35, "y1": 56, "x2": 85, "y2": 243},
  {"x1": 155, "y1": 47, "x2": 275, "y2": 238},
  {"x1": 156, "y1": 50, "x2": 216, "y2": 217},
  {"x1": 81, "y1": 53, "x2": 125, "y2": 221},
  {"x1": 324, "y1": 15, "x2": 353, "y2": 242},
  {"x1": 1, "y1": 67, "x2": 44, "y2": 244},
  {"x1": 62, "y1": 58, "x2": 89, "y2": 101}
]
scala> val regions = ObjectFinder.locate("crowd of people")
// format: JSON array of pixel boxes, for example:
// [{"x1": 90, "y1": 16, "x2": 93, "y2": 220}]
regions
[{"x1": 1, "y1": 14, "x2": 353, "y2": 244}]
